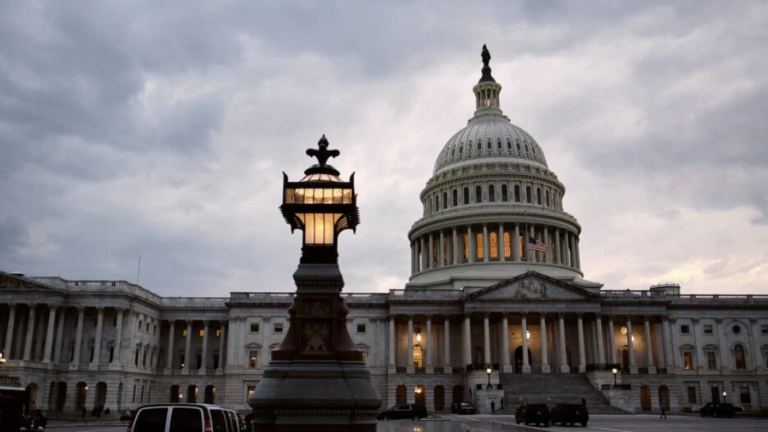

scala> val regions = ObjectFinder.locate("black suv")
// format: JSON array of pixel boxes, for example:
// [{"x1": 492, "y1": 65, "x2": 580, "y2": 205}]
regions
[
  {"x1": 451, "y1": 401, "x2": 476, "y2": 414},
  {"x1": 376, "y1": 404, "x2": 428, "y2": 420},
  {"x1": 700, "y1": 402, "x2": 743, "y2": 418},
  {"x1": 551, "y1": 403, "x2": 589, "y2": 427},
  {"x1": 515, "y1": 403, "x2": 550, "y2": 427}
]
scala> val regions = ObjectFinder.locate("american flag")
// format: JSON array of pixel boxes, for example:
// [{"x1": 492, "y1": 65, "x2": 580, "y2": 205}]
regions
[{"x1": 527, "y1": 237, "x2": 549, "y2": 253}]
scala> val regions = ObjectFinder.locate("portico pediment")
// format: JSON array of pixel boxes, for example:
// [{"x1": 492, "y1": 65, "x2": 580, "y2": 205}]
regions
[{"x1": 464, "y1": 272, "x2": 597, "y2": 301}]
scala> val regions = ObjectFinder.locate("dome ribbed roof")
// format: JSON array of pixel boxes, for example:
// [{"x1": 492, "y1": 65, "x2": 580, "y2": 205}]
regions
[{"x1": 432, "y1": 114, "x2": 548, "y2": 174}]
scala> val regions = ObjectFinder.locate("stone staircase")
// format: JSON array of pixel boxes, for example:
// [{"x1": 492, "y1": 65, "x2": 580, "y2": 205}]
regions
[{"x1": 496, "y1": 373, "x2": 629, "y2": 415}]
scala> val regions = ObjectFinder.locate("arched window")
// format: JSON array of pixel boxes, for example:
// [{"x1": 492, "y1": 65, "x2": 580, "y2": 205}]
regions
[
  {"x1": 476, "y1": 233, "x2": 484, "y2": 259},
  {"x1": 489, "y1": 232, "x2": 498, "y2": 258},
  {"x1": 476, "y1": 141, "x2": 481, "y2": 151},
  {"x1": 427, "y1": 198, "x2": 431, "y2": 214},
  {"x1": 434, "y1": 195, "x2": 439, "y2": 212},
  {"x1": 514, "y1": 185, "x2": 520, "y2": 202},
  {"x1": 532, "y1": 147, "x2": 537, "y2": 156},
  {"x1": 537, "y1": 188, "x2": 542, "y2": 205},
  {"x1": 463, "y1": 188, "x2": 469, "y2": 205},
  {"x1": 525, "y1": 144, "x2": 529, "y2": 152},
  {"x1": 516, "y1": 141, "x2": 521, "y2": 152},
  {"x1": 443, "y1": 192, "x2": 448, "y2": 210},
  {"x1": 526, "y1": 186, "x2": 532, "y2": 203},
  {"x1": 459, "y1": 145, "x2": 463, "y2": 154},
  {"x1": 501, "y1": 185, "x2": 508, "y2": 202},
  {"x1": 503, "y1": 231, "x2": 511, "y2": 257},
  {"x1": 486, "y1": 141, "x2": 491, "y2": 150},
  {"x1": 734, "y1": 344, "x2": 747, "y2": 370},
  {"x1": 489, "y1": 185, "x2": 495, "y2": 202},
  {"x1": 497, "y1": 140, "x2": 501, "y2": 149},
  {"x1": 452, "y1": 189, "x2": 458, "y2": 207},
  {"x1": 462, "y1": 233, "x2": 468, "y2": 261},
  {"x1": 507, "y1": 140, "x2": 511, "y2": 150},
  {"x1": 545, "y1": 190, "x2": 550, "y2": 207},
  {"x1": 475, "y1": 186, "x2": 482, "y2": 203}
]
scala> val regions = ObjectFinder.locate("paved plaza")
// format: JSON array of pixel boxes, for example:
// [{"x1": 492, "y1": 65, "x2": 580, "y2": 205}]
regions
[{"x1": 40, "y1": 414, "x2": 768, "y2": 432}]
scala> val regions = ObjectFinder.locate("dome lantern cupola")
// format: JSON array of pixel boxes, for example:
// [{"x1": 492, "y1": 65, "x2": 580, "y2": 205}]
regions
[{"x1": 473, "y1": 44, "x2": 503, "y2": 115}]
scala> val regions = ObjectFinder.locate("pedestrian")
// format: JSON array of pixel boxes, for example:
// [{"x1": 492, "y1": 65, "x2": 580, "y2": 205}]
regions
[
  {"x1": 660, "y1": 404, "x2": 667, "y2": 419},
  {"x1": 491, "y1": 400, "x2": 495, "y2": 414},
  {"x1": 81, "y1": 406, "x2": 86, "y2": 419},
  {"x1": 500, "y1": 397, "x2": 504, "y2": 409}
]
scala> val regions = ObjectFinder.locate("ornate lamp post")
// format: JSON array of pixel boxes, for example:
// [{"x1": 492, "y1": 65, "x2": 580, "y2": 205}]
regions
[
  {"x1": 722, "y1": 391, "x2": 727, "y2": 403},
  {"x1": 612, "y1": 367, "x2": 618, "y2": 387},
  {"x1": 486, "y1": 367, "x2": 492, "y2": 389},
  {"x1": 249, "y1": 135, "x2": 381, "y2": 432},
  {"x1": 0, "y1": 352, "x2": 6, "y2": 364}
]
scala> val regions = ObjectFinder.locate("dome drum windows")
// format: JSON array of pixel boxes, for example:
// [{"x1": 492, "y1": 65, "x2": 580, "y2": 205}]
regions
[
  {"x1": 514, "y1": 185, "x2": 520, "y2": 202},
  {"x1": 526, "y1": 186, "x2": 532, "y2": 204},
  {"x1": 463, "y1": 188, "x2": 470, "y2": 205},
  {"x1": 443, "y1": 192, "x2": 448, "y2": 210},
  {"x1": 536, "y1": 188, "x2": 542, "y2": 205},
  {"x1": 501, "y1": 185, "x2": 508, "y2": 202},
  {"x1": 452, "y1": 190, "x2": 458, "y2": 207},
  {"x1": 489, "y1": 185, "x2": 495, "y2": 202},
  {"x1": 475, "y1": 186, "x2": 482, "y2": 203}
]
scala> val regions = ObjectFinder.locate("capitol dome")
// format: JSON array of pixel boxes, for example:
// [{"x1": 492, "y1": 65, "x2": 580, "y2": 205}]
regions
[{"x1": 407, "y1": 45, "x2": 599, "y2": 291}]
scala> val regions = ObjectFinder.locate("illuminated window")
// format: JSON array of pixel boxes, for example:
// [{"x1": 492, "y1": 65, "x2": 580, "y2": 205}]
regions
[
  {"x1": 683, "y1": 351, "x2": 693, "y2": 370},
  {"x1": 476, "y1": 233, "x2": 484, "y2": 260},
  {"x1": 182, "y1": 329, "x2": 187, "y2": 337},
  {"x1": 503, "y1": 232, "x2": 511, "y2": 258},
  {"x1": 247, "y1": 385, "x2": 256, "y2": 401},
  {"x1": 199, "y1": 329, "x2": 205, "y2": 338},
  {"x1": 489, "y1": 232, "x2": 498, "y2": 258},
  {"x1": 249, "y1": 351, "x2": 258, "y2": 368},
  {"x1": 462, "y1": 234, "x2": 469, "y2": 261},
  {"x1": 519, "y1": 235, "x2": 525, "y2": 258},
  {"x1": 413, "y1": 345, "x2": 423, "y2": 368},
  {"x1": 432, "y1": 241, "x2": 438, "y2": 267}
]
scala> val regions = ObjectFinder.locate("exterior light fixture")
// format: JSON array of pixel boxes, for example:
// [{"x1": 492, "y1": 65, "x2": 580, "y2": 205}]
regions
[
  {"x1": 486, "y1": 367, "x2": 492, "y2": 389},
  {"x1": 526, "y1": 330, "x2": 531, "y2": 340},
  {"x1": 722, "y1": 391, "x2": 727, "y2": 403},
  {"x1": 416, "y1": 327, "x2": 422, "y2": 343},
  {"x1": 0, "y1": 352, "x2": 6, "y2": 364},
  {"x1": 281, "y1": 135, "x2": 358, "y2": 265},
  {"x1": 84, "y1": 386, "x2": 88, "y2": 391},
  {"x1": 611, "y1": 368, "x2": 618, "y2": 387}
]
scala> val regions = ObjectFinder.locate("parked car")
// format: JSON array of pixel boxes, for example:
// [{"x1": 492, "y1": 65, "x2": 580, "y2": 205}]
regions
[
  {"x1": 515, "y1": 403, "x2": 550, "y2": 427},
  {"x1": 128, "y1": 403, "x2": 244, "y2": 432},
  {"x1": 376, "y1": 404, "x2": 428, "y2": 420},
  {"x1": 551, "y1": 403, "x2": 588, "y2": 427},
  {"x1": 451, "y1": 401, "x2": 476, "y2": 414},
  {"x1": 699, "y1": 402, "x2": 743, "y2": 418}
]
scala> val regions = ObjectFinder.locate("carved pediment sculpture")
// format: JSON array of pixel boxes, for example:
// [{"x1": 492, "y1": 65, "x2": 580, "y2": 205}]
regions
[{"x1": 512, "y1": 279, "x2": 548, "y2": 299}]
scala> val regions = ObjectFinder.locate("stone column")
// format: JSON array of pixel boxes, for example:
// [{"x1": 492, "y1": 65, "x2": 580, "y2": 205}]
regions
[
  {"x1": 544, "y1": 227, "x2": 552, "y2": 263},
  {"x1": 501, "y1": 314, "x2": 511, "y2": 372},
  {"x1": 91, "y1": 307, "x2": 104, "y2": 367},
  {"x1": 608, "y1": 317, "x2": 617, "y2": 364},
  {"x1": 595, "y1": 314, "x2": 605, "y2": 365},
  {"x1": 438, "y1": 232, "x2": 444, "y2": 267},
  {"x1": 626, "y1": 316, "x2": 637, "y2": 373},
  {"x1": 570, "y1": 234, "x2": 577, "y2": 268},
  {"x1": 166, "y1": 320, "x2": 175, "y2": 369},
  {"x1": 521, "y1": 313, "x2": 530, "y2": 373},
  {"x1": 407, "y1": 315, "x2": 414, "y2": 372},
  {"x1": 513, "y1": 223, "x2": 521, "y2": 261},
  {"x1": 661, "y1": 318, "x2": 673, "y2": 369},
  {"x1": 4, "y1": 304, "x2": 16, "y2": 359},
  {"x1": 463, "y1": 314, "x2": 472, "y2": 367},
  {"x1": 200, "y1": 320, "x2": 210, "y2": 370},
  {"x1": 715, "y1": 318, "x2": 728, "y2": 371},
  {"x1": 72, "y1": 307, "x2": 85, "y2": 366},
  {"x1": 540, "y1": 313, "x2": 550, "y2": 373},
  {"x1": 427, "y1": 234, "x2": 433, "y2": 269},
  {"x1": 498, "y1": 224, "x2": 505, "y2": 261},
  {"x1": 692, "y1": 318, "x2": 705, "y2": 370},
  {"x1": 468, "y1": 226, "x2": 475, "y2": 263},
  {"x1": 558, "y1": 313, "x2": 569, "y2": 373},
  {"x1": 483, "y1": 313, "x2": 491, "y2": 366},
  {"x1": 577, "y1": 313, "x2": 586, "y2": 373},
  {"x1": 563, "y1": 232, "x2": 570, "y2": 267},
  {"x1": 443, "y1": 316, "x2": 451, "y2": 371},
  {"x1": 183, "y1": 320, "x2": 192, "y2": 372},
  {"x1": 482, "y1": 224, "x2": 489, "y2": 262},
  {"x1": 42, "y1": 306, "x2": 57, "y2": 363},
  {"x1": 748, "y1": 318, "x2": 759, "y2": 371},
  {"x1": 23, "y1": 304, "x2": 37, "y2": 361},
  {"x1": 388, "y1": 316, "x2": 396, "y2": 367},
  {"x1": 452, "y1": 228, "x2": 459, "y2": 265},
  {"x1": 53, "y1": 308, "x2": 66, "y2": 363},
  {"x1": 217, "y1": 321, "x2": 226, "y2": 371},
  {"x1": 425, "y1": 315, "x2": 433, "y2": 372},
  {"x1": 575, "y1": 237, "x2": 581, "y2": 270},
  {"x1": 555, "y1": 228, "x2": 562, "y2": 264},
  {"x1": 644, "y1": 315, "x2": 655, "y2": 373}
]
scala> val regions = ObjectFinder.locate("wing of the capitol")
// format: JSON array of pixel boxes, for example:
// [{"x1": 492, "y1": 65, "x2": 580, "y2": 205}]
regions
[{"x1": 1, "y1": 46, "x2": 767, "y2": 417}]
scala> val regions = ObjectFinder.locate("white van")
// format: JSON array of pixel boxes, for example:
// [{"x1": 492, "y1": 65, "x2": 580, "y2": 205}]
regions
[{"x1": 128, "y1": 403, "x2": 244, "y2": 432}]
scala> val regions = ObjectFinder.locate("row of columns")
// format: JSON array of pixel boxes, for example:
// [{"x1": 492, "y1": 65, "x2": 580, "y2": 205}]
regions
[
  {"x1": 387, "y1": 313, "x2": 674, "y2": 373},
  {"x1": 410, "y1": 223, "x2": 580, "y2": 274},
  {"x1": 2, "y1": 304, "x2": 127, "y2": 366},
  {"x1": 164, "y1": 319, "x2": 227, "y2": 372}
]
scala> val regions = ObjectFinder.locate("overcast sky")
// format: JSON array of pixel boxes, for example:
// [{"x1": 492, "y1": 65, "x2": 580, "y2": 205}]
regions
[{"x1": 1, "y1": 1, "x2": 766, "y2": 297}]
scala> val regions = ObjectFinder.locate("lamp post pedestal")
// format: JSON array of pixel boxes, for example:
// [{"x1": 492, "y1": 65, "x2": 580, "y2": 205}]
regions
[{"x1": 248, "y1": 137, "x2": 381, "y2": 432}]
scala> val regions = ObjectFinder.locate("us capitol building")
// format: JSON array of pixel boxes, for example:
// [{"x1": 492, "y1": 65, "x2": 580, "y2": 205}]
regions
[{"x1": 1, "y1": 47, "x2": 767, "y2": 416}]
